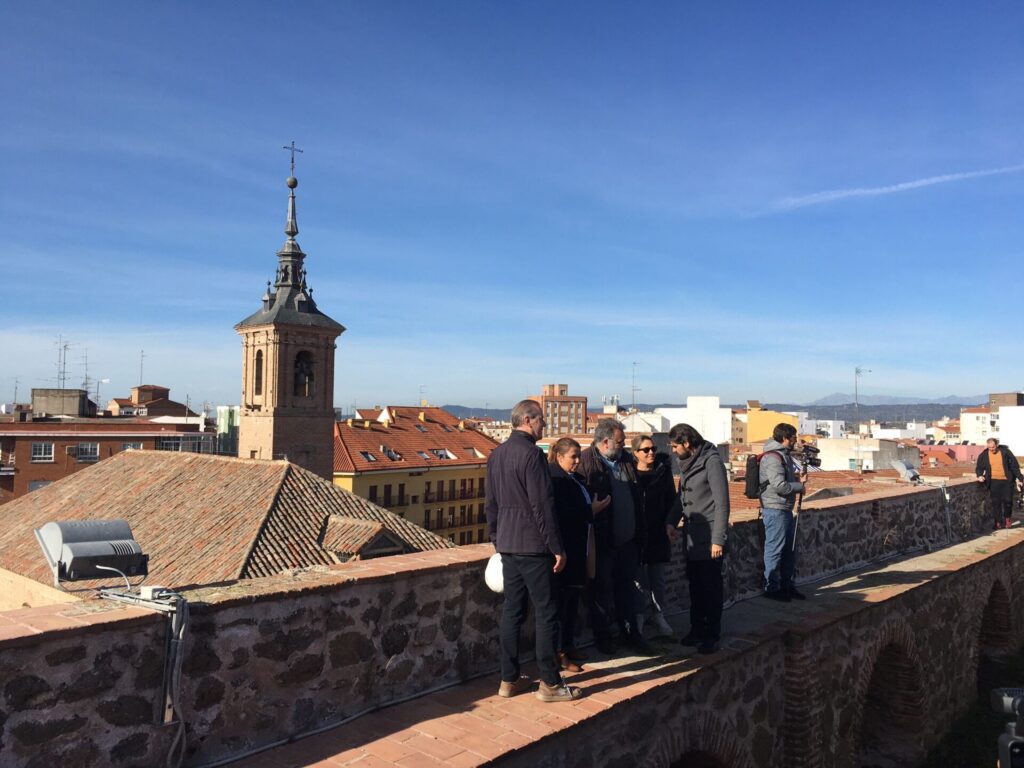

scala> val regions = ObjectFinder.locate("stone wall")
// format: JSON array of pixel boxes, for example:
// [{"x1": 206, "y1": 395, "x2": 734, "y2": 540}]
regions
[
  {"x1": 661, "y1": 479, "x2": 988, "y2": 615},
  {"x1": 0, "y1": 478, "x2": 995, "y2": 767},
  {"x1": 489, "y1": 521, "x2": 1024, "y2": 768},
  {"x1": 0, "y1": 603, "x2": 167, "y2": 767}
]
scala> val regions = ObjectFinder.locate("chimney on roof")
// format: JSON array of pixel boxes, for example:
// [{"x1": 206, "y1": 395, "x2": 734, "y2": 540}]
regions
[
  {"x1": 363, "y1": 420, "x2": 370, "y2": 429},
  {"x1": 458, "y1": 420, "x2": 465, "y2": 431},
  {"x1": 419, "y1": 411, "x2": 426, "y2": 422},
  {"x1": 346, "y1": 418, "x2": 353, "y2": 427}
]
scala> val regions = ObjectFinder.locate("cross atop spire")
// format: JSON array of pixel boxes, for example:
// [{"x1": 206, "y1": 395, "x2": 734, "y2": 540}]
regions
[{"x1": 282, "y1": 141, "x2": 303, "y2": 177}]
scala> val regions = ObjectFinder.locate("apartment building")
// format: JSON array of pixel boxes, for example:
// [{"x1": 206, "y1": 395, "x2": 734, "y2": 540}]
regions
[
  {"x1": 0, "y1": 419, "x2": 211, "y2": 505},
  {"x1": 333, "y1": 406, "x2": 499, "y2": 545},
  {"x1": 533, "y1": 384, "x2": 587, "y2": 437}
]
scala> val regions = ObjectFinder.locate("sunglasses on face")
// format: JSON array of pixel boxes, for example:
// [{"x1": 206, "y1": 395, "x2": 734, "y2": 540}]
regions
[{"x1": 635, "y1": 447, "x2": 655, "y2": 454}]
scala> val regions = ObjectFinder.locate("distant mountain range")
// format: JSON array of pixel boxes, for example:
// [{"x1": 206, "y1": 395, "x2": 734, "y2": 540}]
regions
[
  {"x1": 442, "y1": 395, "x2": 986, "y2": 427},
  {"x1": 808, "y1": 393, "x2": 987, "y2": 407}
]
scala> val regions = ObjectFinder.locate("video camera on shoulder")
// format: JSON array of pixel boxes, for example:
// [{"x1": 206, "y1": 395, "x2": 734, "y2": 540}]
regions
[{"x1": 992, "y1": 688, "x2": 1024, "y2": 767}]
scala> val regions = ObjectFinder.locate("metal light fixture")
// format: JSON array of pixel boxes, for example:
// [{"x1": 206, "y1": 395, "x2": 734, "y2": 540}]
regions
[{"x1": 34, "y1": 519, "x2": 148, "y2": 589}]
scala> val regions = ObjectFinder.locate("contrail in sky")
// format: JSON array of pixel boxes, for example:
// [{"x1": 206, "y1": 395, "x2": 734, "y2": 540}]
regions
[{"x1": 775, "y1": 162, "x2": 1024, "y2": 210}]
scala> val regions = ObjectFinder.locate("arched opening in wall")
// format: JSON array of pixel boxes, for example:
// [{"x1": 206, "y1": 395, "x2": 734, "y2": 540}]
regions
[
  {"x1": 977, "y1": 580, "x2": 1014, "y2": 701},
  {"x1": 979, "y1": 580, "x2": 1012, "y2": 657},
  {"x1": 669, "y1": 752, "x2": 727, "y2": 768},
  {"x1": 858, "y1": 642, "x2": 927, "y2": 768},
  {"x1": 294, "y1": 351, "x2": 315, "y2": 398},
  {"x1": 254, "y1": 350, "x2": 263, "y2": 397}
]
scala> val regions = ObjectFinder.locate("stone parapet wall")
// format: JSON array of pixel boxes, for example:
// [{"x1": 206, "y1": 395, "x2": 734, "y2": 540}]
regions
[
  {"x1": 662, "y1": 478, "x2": 987, "y2": 614},
  {"x1": 0, "y1": 603, "x2": 167, "y2": 766},
  {"x1": 0, "y1": 478, "x2": 994, "y2": 766},
  {"x1": 492, "y1": 528, "x2": 1024, "y2": 768}
]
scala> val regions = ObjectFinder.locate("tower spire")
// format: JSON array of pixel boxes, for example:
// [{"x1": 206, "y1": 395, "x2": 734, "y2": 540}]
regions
[{"x1": 282, "y1": 141, "x2": 303, "y2": 239}]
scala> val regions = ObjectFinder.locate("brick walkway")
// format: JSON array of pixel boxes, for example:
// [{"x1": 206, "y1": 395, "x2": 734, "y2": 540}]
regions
[{"x1": 229, "y1": 526, "x2": 1024, "y2": 767}]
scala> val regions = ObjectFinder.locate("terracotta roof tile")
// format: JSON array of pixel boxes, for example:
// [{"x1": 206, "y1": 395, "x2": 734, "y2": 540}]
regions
[
  {"x1": 320, "y1": 517, "x2": 385, "y2": 555},
  {"x1": 334, "y1": 406, "x2": 498, "y2": 474},
  {"x1": 0, "y1": 451, "x2": 451, "y2": 591}
]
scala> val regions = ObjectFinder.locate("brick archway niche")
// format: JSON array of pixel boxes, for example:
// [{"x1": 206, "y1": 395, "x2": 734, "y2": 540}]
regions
[
  {"x1": 856, "y1": 641, "x2": 928, "y2": 768},
  {"x1": 979, "y1": 578, "x2": 1013, "y2": 657},
  {"x1": 639, "y1": 712, "x2": 753, "y2": 768}
]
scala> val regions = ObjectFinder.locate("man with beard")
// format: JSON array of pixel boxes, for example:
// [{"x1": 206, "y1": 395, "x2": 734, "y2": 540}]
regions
[
  {"x1": 667, "y1": 423, "x2": 730, "y2": 655},
  {"x1": 577, "y1": 418, "x2": 652, "y2": 654},
  {"x1": 758, "y1": 422, "x2": 807, "y2": 602}
]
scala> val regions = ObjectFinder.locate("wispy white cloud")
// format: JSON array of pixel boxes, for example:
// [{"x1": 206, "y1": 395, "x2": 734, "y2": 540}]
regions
[{"x1": 774, "y1": 162, "x2": 1024, "y2": 211}]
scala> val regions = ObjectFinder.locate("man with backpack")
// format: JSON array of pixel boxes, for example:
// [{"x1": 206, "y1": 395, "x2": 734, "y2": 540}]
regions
[
  {"x1": 975, "y1": 438, "x2": 1024, "y2": 530},
  {"x1": 756, "y1": 423, "x2": 807, "y2": 602}
]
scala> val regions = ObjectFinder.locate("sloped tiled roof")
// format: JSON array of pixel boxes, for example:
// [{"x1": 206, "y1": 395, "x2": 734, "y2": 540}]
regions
[
  {"x1": 320, "y1": 517, "x2": 389, "y2": 556},
  {"x1": 0, "y1": 451, "x2": 451, "y2": 590},
  {"x1": 334, "y1": 406, "x2": 499, "y2": 474}
]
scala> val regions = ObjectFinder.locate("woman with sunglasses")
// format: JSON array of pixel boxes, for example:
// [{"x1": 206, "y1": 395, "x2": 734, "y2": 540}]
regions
[{"x1": 631, "y1": 434, "x2": 682, "y2": 637}]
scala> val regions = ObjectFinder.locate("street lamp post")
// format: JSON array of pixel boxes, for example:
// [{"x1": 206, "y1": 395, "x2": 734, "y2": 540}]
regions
[
  {"x1": 96, "y1": 378, "x2": 110, "y2": 412},
  {"x1": 854, "y1": 366, "x2": 871, "y2": 426},
  {"x1": 854, "y1": 366, "x2": 871, "y2": 472}
]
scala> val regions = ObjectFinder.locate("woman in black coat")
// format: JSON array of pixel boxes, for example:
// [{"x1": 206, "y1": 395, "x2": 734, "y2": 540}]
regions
[
  {"x1": 548, "y1": 437, "x2": 607, "y2": 670},
  {"x1": 632, "y1": 434, "x2": 682, "y2": 637}
]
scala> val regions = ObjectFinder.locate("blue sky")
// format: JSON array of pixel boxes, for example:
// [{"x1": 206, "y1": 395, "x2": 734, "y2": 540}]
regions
[{"x1": 2, "y1": 2, "x2": 1023, "y2": 410}]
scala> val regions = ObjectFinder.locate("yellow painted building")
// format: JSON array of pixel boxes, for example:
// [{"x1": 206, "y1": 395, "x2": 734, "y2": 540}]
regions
[
  {"x1": 744, "y1": 401, "x2": 799, "y2": 444},
  {"x1": 333, "y1": 406, "x2": 499, "y2": 546}
]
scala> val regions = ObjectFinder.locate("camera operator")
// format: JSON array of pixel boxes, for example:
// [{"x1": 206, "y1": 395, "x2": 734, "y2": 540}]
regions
[
  {"x1": 976, "y1": 438, "x2": 1023, "y2": 531},
  {"x1": 759, "y1": 423, "x2": 807, "y2": 602}
]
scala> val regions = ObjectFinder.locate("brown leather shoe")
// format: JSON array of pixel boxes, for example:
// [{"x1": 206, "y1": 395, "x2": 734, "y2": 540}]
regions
[
  {"x1": 535, "y1": 681, "x2": 582, "y2": 702},
  {"x1": 498, "y1": 675, "x2": 532, "y2": 698},
  {"x1": 563, "y1": 646, "x2": 587, "y2": 661},
  {"x1": 558, "y1": 652, "x2": 583, "y2": 673}
]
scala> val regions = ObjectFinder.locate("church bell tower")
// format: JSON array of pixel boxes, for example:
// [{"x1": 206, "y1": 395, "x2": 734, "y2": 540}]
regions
[{"x1": 235, "y1": 146, "x2": 344, "y2": 479}]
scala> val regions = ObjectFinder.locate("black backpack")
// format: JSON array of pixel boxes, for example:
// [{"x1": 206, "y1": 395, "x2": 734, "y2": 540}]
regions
[{"x1": 743, "y1": 450, "x2": 782, "y2": 499}]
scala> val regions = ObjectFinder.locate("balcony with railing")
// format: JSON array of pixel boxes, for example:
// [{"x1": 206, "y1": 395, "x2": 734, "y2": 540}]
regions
[{"x1": 0, "y1": 450, "x2": 14, "y2": 475}]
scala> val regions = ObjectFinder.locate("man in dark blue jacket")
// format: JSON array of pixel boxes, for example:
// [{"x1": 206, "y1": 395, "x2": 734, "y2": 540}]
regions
[{"x1": 486, "y1": 399, "x2": 579, "y2": 702}]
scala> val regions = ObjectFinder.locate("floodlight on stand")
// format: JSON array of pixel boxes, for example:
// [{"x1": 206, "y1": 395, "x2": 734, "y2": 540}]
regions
[
  {"x1": 889, "y1": 459, "x2": 921, "y2": 484},
  {"x1": 34, "y1": 518, "x2": 189, "y2": 768},
  {"x1": 34, "y1": 520, "x2": 148, "y2": 590}
]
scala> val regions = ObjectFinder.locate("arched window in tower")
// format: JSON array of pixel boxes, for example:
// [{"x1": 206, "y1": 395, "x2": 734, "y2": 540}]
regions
[
  {"x1": 294, "y1": 351, "x2": 315, "y2": 398},
  {"x1": 253, "y1": 350, "x2": 264, "y2": 396}
]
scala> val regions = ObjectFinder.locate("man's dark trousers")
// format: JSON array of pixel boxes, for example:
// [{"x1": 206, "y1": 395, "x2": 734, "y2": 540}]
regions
[
  {"x1": 686, "y1": 557, "x2": 723, "y2": 643},
  {"x1": 500, "y1": 553, "x2": 561, "y2": 686},
  {"x1": 590, "y1": 539, "x2": 641, "y2": 640},
  {"x1": 990, "y1": 479, "x2": 1014, "y2": 526}
]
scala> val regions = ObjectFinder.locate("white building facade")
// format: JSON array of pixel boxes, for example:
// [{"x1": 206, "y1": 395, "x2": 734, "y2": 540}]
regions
[
  {"x1": 816, "y1": 436, "x2": 921, "y2": 472},
  {"x1": 656, "y1": 396, "x2": 733, "y2": 446},
  {"x1": 959, "y1": 408, "x2": 995, "y2": 445}
]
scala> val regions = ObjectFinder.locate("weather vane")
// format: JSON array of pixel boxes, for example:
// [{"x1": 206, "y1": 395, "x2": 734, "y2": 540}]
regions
[{"x1": 282, "y1": 141, "x2": 303, "y2": 176}]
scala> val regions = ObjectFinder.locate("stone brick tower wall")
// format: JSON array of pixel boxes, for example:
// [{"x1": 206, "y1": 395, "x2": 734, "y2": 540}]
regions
[{"x1": 235, "y1": 168, "x2": 345, "y2": 480}]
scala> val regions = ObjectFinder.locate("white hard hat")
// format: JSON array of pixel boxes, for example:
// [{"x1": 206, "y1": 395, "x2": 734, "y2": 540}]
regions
[{"x1": 484, "y1": 553, "x2": 504, "y2": 593}]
